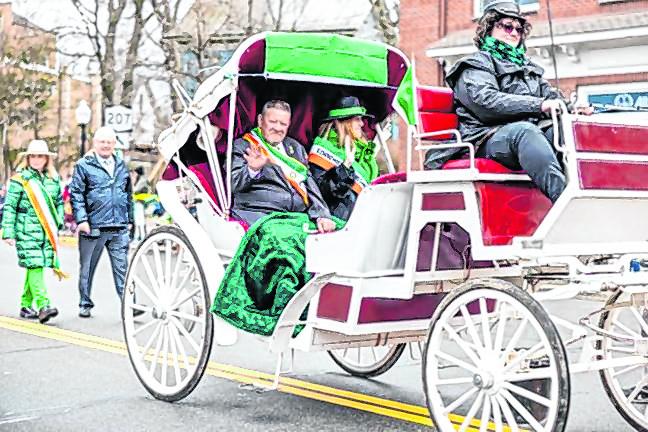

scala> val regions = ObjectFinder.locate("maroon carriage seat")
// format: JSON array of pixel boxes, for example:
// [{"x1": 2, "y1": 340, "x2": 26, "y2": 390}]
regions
[
  {"x1": 188, "y1": 164, "x2": 250, "y2": 231},
  {"x1": 416, "y1": 85, "x2": 551, "y2": 245}
]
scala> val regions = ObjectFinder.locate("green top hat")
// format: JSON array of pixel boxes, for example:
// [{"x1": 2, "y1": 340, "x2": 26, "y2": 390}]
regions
[{"x1": 323, "y1": 96, "x2": 374, "y2": 121}]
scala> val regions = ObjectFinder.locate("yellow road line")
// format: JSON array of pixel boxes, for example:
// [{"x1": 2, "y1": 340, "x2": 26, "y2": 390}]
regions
[{"x1": 0, "y1": 316, "x2": 518, "y2": 431}]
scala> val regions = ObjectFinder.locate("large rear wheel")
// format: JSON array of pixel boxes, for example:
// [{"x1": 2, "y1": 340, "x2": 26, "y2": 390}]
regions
[{"x1": 123, "y1": 225, "x2": 214, "y2": 402}]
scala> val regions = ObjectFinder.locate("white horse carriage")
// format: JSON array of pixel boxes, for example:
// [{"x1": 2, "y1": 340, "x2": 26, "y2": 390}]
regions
[{"x1": 122, "y1": 32, "x2": 648, "y2": 431}]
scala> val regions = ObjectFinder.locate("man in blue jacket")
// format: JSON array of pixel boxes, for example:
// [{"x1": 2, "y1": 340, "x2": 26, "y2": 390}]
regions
[{"x1": 70, "y1": 126, "x2": 138, "y2": 318}]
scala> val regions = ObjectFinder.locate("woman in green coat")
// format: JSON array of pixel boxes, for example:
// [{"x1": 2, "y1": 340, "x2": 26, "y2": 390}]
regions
[
  {"x1": 308, "y1": 96, "x2": 380, "y2": 221},
  {"x1": 2, "y1": 140, "x2": 64, "y2": 324}
]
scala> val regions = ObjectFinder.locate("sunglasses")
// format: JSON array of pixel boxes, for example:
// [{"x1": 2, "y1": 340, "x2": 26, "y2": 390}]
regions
[{"x1": 496, "y1": 22, "x2": 524, "y2": 35}]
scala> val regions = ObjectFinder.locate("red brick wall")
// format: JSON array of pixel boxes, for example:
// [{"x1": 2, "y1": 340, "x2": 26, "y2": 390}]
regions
[{"x1": 399, "y1": 0, "x2": 648, "y2": 86}]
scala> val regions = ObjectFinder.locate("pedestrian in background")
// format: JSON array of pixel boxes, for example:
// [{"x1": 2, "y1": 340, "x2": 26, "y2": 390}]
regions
[
  {"x1": 69, "y1": 126, "x2": 140, "y2": 318},
  {"x1": 2, "y1": 140, "x2": 65, "y2": 324}
]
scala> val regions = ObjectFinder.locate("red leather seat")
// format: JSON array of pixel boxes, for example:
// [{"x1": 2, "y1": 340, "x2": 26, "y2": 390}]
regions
[{"x1": 441, "y1": 158, "x2": 525, "y2": 175}]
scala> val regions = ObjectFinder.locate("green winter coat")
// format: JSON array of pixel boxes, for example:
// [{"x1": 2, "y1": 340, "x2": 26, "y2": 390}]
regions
[{"x1": 2, "y1": 168, "x2": 64, "y2": 268}]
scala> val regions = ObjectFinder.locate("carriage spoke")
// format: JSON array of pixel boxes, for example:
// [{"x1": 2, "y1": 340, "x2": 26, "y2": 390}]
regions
[
  {"x1": 169, "y1": 316, "x2": 201, "y2": 353},
  {"x1": 493, "y1": 303, "x2": 509, "y2": 353},
  {"x1": 169, "y1": 246, "x2": 184, "y2": 287},
  {"x1": 503, "y1": 341, "x2": 547, "y2": 374},
  {"x1": 148, "y1": 324, "x2": 166, "y2": 376},
  {"x1": 167, "y1": 325, "x2": 183, "y2": 385},
  {"x1": 500, "y1": 318, "x2": 529, "y2": 365},
  {"x1": 169, "y1": 310, "x2": 202, "y2": 323},
  {"x1": 443, "y1": 386, "x2": 478, "y2": 415},
  {"x1": 140, "y1": 252, "x2": 162, "y2": 300},
  {"x1": 435, "y1": 350, "x2": 480, "y2": 374},
  {"x1": 478, "y1": 393, "x2": 492, "y2": 432},
  {"x1": 503, "y1": 381, "x2": 552, "y2": 407},
  {"x1": 133, "y1": 273, "x2": 160, "y2": 306},
  {"x1": 370, "y1": 347, "x2": 378, "y2": 363},
  {"x1": 479, "y1": 298, "x2": 493, "y2": 351},
  {"x1": 169, "y1": 322, "x2": 191, "y2": 372},
  {"x1": 612, "y1": 318, "x2": 642, "y2": 339},
  {"x1": 139, "y1": 321, "x2": 163, "y2": 361},
  {"x1": 500, "y1": 388, "x2": 546, "y2": 432},
  {"x1": 164, "y1": 240, "x2": 173, "y2": 291},
  {"x1": 161, "y1": 327, "x2": 170, "y2": 386},
  {"x1": 435, "y1": 376, "x2": 474, "y2": 386},
  {"x1": 442, "y1": 323, "x2": 482, "y2": 367},
  {"x1": 170, "y1": 287, "x2": 202, "y2": 311},
  {"x1": 630, "y1": 307, "x2": 648, "y2": 337},
  {"x1": 495, "y1": 394, "x2": 519, "y2": 432},
  {"x1": 460, "y1": 305, "x2": 485, "y2": 355},
  {"x1": 133, "y1": 316, "x2": 159, "y2": 336},
  {"x1": 490, "y1": 396, "x2": 504, "y2": 432},
  {"x1": 170, "y1": 265, "x2": 196, "y2": 307},
  {"x1": 458, "y1": 390, "x2": 484, "y2": 432},
  {"x1": 504, "y1": 370, "x2": 553, "y2": 382},
  {"x1": 607, "y1": 345, "x2": 637, "y2": 354},
  {"x1": 152, "y1": 241, "x2": 166, "y2": 295}
]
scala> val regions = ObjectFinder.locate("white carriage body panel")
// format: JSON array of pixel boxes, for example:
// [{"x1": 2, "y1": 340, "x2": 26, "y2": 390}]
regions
[{"x1": 306, "y1": 182, "x2": 413, "y2": 275}]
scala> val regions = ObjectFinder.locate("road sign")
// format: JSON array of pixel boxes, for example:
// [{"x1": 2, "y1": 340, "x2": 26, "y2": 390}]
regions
[{"x1": 104, "y1": 105, "x2": 133, "y2": 133}]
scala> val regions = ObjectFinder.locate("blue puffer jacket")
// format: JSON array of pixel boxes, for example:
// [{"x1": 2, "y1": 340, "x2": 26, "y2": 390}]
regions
[{"x1": 69, "y1": 152, "x2": 133, "y2": 228}]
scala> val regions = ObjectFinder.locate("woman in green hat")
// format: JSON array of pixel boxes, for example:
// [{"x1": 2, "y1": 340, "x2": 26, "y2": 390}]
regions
[{"x1": 308, "y1": 96, "x2": 380, "y2": 220}]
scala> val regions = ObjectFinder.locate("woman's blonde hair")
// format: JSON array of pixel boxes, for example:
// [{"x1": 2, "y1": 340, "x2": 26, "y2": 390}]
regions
[
  {"x1": 16, "y1": 154, "x2": 59, "y2": 179},
  {"x1": 318, "y1": 117, "x2": 368, "y2": 149}
]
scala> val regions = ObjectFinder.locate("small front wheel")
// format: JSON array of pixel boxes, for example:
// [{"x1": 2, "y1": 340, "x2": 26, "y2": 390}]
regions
[
  {"x1": 123, "y1": 225, "x2": 214, "y2": 402},
  {"x1": 328, "y1": 344, "x2": 406, "y2": 378}
]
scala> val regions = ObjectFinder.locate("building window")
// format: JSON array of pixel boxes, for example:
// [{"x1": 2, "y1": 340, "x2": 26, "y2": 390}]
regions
[{"x1": 474, "y1": 0, "x2": 540, "y2": 18}]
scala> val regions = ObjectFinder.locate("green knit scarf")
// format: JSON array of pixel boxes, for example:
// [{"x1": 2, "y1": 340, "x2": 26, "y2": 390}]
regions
[{"x1": 480, "y1": 36, "x2": 527, "y2": 66}]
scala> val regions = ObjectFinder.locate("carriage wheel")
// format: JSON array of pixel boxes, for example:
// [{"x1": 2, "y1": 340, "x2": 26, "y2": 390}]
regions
[
  {"x1": 328, "y1": 344, "x2": 406, "y2": 378},
  {"x1": 597, "y1": 289, "x2": 648, "y2": 431},
  {"x1": 423, "y1": 279, "x2": 570, "y2": 432},
  {"x1": 123, "y1": 225, "x2": 214, "y2": 402}
]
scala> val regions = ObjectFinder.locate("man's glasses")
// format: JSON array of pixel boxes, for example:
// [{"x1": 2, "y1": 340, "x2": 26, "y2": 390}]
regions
[{"x1": 496, "y1": 22, "x2": 524, "y2": 35}]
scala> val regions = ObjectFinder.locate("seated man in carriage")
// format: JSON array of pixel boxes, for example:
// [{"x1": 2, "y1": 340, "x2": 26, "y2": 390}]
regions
[
  {"x1": 230, "y1": 99, "x2": 336, "y2": 232},
  {"x1": 213, "y1": 99, "x2": 343, "y2": 336},
  {"x1": 442, "y1": 0, "x2": 591, "y2": 202}
]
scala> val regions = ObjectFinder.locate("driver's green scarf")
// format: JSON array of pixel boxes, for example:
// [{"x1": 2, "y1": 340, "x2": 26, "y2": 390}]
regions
[
  {"x1": 212, "y1": 212, "x2": 345, "y2": 336},
  {"x1": 480, "y1": 36, "x2": 527, "y2": 66}
]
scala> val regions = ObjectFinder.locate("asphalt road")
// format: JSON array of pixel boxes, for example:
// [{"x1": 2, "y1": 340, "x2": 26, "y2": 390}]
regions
[{"x1": 0, "y1": 241, "x2": 638, "y2": 431}]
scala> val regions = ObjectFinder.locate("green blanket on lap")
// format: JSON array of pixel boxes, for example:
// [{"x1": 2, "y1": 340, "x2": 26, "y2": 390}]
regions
[{"x1": 211, "y1": 212, "x2": 345, "y2": 336}]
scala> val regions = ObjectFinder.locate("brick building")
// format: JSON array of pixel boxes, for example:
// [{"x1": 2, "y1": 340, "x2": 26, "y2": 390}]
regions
[
  {"x1": 0, "y1": 1, "x2": 101, "y2": 178},
  {"x1": 400, "y1": 0, "x2": 648, "y2": 108}
]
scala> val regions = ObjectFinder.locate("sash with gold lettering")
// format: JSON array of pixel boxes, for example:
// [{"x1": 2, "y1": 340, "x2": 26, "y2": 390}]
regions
[
  {"x1": 243, "y1": 128, "x2": 309, "y2": 205},
  {"x1": 14, "y1": 174, "x2": 68, "y2": 280},
  {"x1": 308, "y1": 138, "x2": 369, "y2": 195}
]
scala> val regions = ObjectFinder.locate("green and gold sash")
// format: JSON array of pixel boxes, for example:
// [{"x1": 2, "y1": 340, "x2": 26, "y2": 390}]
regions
[
  {"x1": 14, "y1": 174, "x2": 68, "y2": 280},
  {"x1": 243, "y1": 128, "x2": 309, "y2": 205}
]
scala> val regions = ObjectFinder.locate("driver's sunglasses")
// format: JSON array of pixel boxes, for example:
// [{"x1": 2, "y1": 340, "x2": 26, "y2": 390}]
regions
[{"x1": 496, "y1": 22, "x2": 524, "y2": 35}]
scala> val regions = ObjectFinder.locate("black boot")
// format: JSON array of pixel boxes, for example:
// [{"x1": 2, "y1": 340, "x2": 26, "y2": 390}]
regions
[{"x1": 38, "y1": 306, "x2": 59, "y2": 324}]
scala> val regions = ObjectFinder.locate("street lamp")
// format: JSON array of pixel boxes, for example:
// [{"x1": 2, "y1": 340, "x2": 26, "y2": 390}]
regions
[{"x1": 75, "y1": 100, "x2": 91, "y2": 157}]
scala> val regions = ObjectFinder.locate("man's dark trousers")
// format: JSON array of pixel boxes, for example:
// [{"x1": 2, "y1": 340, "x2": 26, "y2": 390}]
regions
[{"x1": 78, "y1": 228, "x2": 130, "y2": 309}]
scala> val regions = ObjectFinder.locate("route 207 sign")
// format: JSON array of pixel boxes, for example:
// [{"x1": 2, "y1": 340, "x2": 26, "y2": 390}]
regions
[{"x1": 104, "y1": 105, "x2": 133, "y2": 133}]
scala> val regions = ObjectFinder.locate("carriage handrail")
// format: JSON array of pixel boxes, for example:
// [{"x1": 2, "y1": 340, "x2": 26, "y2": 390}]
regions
[
  {"x1": 550, "y1": 101, "x2": 568, "y2": 153},
  {"x1": 413, "y1": 129, "x2": 476, "y2": 171}
]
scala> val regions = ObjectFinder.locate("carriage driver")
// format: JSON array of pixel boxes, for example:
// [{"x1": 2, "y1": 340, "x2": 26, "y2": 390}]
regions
[
  {"x1": 445, "y1": 0, "x2": 592, "y2": 203},
  {"x1": 231, "y1": 99, "x2": 336, "y2": 233}
]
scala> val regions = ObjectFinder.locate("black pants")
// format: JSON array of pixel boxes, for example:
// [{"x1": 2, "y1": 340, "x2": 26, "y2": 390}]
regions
[{"x1": 477, "y1": 121, "x2": 565, "y2": 202}]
